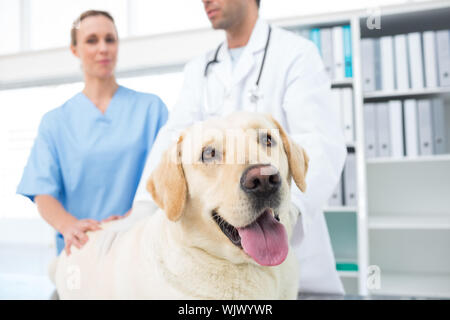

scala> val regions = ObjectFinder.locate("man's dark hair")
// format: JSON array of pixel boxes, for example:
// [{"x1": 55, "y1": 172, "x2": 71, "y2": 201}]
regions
[{"x1": 256, "y1": 0, "x2": 260, "y2": 8}]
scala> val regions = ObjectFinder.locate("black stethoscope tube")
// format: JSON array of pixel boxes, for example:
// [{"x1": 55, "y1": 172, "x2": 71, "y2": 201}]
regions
[{"x1": 204, "y1": 25, "x2": 272, "y2": 86}]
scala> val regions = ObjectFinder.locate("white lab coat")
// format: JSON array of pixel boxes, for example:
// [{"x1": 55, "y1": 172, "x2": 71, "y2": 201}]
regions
[{"x1": 135, "y1": 18, "x2": 347, "y2": 295}]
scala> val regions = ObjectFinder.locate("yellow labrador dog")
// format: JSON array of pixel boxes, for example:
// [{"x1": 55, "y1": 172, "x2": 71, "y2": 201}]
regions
[{"x1": 52, "y1": 112, "x2": 309, "y2": 299}]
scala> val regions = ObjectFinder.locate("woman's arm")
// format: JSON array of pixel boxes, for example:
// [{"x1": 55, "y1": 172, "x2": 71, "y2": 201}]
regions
[
  {"x1": 35, "y1": 194, "x2": 101, "y2": 255},
  {"x1": 35, "y1": 194, "x2": 76, "y2": 232}
]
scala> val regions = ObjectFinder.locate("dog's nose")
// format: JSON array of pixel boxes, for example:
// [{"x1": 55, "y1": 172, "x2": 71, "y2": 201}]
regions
[{"x1": 240, "y1": 165, "x2": 281, "y2": 197}]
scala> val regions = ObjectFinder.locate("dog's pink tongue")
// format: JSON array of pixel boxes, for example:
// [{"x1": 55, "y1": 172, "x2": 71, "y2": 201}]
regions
[{"x1": 237, "y1": 209, "x2": 288, "y2": 266}]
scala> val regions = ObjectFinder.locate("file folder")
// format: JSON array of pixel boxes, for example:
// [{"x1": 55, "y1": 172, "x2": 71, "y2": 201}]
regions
[
  {"x1": 297, "y1": 28, "x2": 310, "y2": 40},
  {"x1": 343, "y1": 25, "x2": 353, "y2": 78},
  {"x1": 380, "y1": 36, "x2": 395, "y2": 91},
  {"x1": 376, "y1": 102, "x2": 391, "y2": 157},
  {"x1": 364, "y1": 103, "x2": 378, "y2": 158},
  {"x1": 343, "y1": 151, "x2": 357, "y2": 206},
  {"x1": 408, "y1": 32, "x2": 425, "y2": 89},
  {"x1": 374, "y1": 38, "x2": 382, "y2": 90},
  {"x1": 394, "y1": 34, "x2": 410, "y2": 90},
  {"x1": 404, "y1": 99, "x2": 419, "y2": 157},
  {"x1": 342, "y1": 88, "x2": 355, "y2": 143},
  {"x1": 436, "y1": 30, "x2": 450, "y2": 87},
  {"x1": 417, "y1": 99, "x2": 434, "y2": 155},
  {"x1": 309, "y1": 28, "x2": 321, "y2": 54},
  {"x1": 423, "y1": 31, "x2": 439, "y2": 88},
  {"x1": 328, "y1": 180, "x2": 343, "y2": 206},
  {"x1": 431, "y1": 98, "x2": 447, "y2": 155},
  {"x1": 332, "y1": 89, "x2": 344, "y2": 135},
  {"x1": 332, "y1": 26, "x2": 345, "y2": 81},
  {"x1": 388, "y1": 100, "x2": 404, "y2": 158},
  {"x1": 361, "y1": 38, "x2": 376, "y2": 92},
  {"x1": 321, "y1": 28, "x2": 335, "y2": 80}
]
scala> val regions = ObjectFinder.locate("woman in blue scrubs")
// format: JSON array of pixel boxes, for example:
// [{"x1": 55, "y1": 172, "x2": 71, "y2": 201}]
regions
[{"x1": 16, "y1": 10, "x2": 168, "y2": 255}]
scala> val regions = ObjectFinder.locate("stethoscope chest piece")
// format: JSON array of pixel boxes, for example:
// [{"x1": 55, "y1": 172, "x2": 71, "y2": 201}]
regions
[
  {"x1": 203, "y1": 25, "x2": 272, "y2": 112},
  {"x1": 248, "y1": 85, "x2": 263, "y2": 105}
]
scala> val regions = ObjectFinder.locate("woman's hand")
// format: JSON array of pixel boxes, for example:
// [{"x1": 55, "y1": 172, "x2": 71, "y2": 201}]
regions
[
  {"x1": 101, "y1": 209, "x2": 132, "y2": 223},
  {"x1": 61, "y1": 219, "x2": 102, "y2": 255}
]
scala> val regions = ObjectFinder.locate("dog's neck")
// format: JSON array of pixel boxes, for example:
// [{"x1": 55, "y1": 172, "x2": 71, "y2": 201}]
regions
[{"x1": 147, "y1": 213, "x2": 282, "y2": 299}]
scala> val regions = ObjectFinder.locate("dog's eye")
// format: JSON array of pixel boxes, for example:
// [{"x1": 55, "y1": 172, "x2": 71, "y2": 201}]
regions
[
  {"x1": 201, "y1": 146, "x2": 218, "y2": 163},
  {"x1": 259, "y1": 133, "x2": 276, "y2": 147}
]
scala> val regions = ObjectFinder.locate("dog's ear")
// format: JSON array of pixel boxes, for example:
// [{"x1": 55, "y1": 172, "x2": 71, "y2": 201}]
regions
[
  {"x1": 267, "y1": 115, "x2": 309, "y2": 192},
  {"x1": 147, "y1": 136, "x2": 187, "y2": 221}
]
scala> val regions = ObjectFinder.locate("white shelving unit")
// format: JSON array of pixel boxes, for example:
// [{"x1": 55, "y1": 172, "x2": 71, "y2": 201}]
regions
[
  {"x1": 361, "y1": 3, "x2": 450, "y2": 298},
  {"x1": 364, "y1": 87, "x2": 450, "y2": 100},
  {"x1": 332, "y1": 79, "x2": 354, "y2": 88},
  {"x1": 369, "y1": 216, "x2": 450, "y2": 230},
  {"x1": 323, "y1": 206, "x2": 358, "y2": 213},
  {"x1": 368, "y1": 272, "x2": 450, "y2": 298},
  {"x1": 366, "y1": 153, "x2": 450, "y2": 164},
  {"x1": 281, "y1": 0, "x2": 450, "y2": 298}
]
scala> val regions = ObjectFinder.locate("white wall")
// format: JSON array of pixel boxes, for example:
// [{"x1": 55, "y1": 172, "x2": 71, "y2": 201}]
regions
[{"x1": 1, "y1": 0, "x2": 440, "y2": 88}]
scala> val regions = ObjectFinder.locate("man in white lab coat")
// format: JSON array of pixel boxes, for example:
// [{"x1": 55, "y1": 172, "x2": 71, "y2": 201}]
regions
[{"x1": 134, "y1": 0, "x2": 347, "y2": 294}]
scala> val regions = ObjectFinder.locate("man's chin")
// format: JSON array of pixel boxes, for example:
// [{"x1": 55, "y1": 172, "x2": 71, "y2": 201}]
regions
[
  {"x1": 210, "y1": 19, "x2": 228, "y2": 31},
  {"x1": 210, "y1": 22, "x2": 222, "y2": 30}
]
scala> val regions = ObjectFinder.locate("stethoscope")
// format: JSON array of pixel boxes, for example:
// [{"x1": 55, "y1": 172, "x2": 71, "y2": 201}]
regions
[{"x1": 203, "y1": 25, "x2": 272, "y2": 115}]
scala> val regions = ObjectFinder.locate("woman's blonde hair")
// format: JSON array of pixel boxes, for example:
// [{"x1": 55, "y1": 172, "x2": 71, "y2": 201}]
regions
[{"x1": 70, "y1": 10, "x2": 117, "y2": 46}]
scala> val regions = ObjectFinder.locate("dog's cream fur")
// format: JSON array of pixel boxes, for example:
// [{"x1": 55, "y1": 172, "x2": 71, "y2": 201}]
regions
[{"x1": 52, "y1": 112, "x2": 309, "y2": 299}]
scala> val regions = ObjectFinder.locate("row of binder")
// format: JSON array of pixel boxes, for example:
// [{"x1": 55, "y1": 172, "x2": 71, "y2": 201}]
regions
[
  {"x1": 294, "y1": 25, "x2": 353, "y2": 81},
  {"x1": 361, "y1": 29, "x2": 450, "y2": 92},
  {"x1": 332, "y1": 87, "x2": 355, "y2": 144},
  {"x1": 364, "y1": 98, "x2": 447, "y2": 158},
  {"x1": 328, "y1": 150, "x2": 357, "y2": 207}
]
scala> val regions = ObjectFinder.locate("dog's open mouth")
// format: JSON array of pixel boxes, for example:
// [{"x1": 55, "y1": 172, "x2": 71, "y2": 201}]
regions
[
  {"x1": 212, "y1": 210, "x2": 243, "y2": 248},
  {"x1": 212, "y1": 209, "x2": 287, "y2": 266}
]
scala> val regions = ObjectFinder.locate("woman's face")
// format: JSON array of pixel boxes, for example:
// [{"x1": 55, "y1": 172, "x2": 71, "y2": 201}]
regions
[{"x1": 71, "y1": 15, "x2": 118, "y2": 80}]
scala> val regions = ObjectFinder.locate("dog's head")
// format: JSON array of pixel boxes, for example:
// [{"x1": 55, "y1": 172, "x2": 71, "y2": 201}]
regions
[{"x1": 147, "y1": 112, "x2": 309, "y2": 266}]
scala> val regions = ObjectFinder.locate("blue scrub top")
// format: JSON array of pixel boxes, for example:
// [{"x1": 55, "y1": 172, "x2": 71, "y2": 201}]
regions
[{"x1": 16, "y1": 85, "x2": 168, "y2": 254}]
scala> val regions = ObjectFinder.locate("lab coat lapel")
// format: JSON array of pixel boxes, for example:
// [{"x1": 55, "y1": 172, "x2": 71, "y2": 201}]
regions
[
  {"x1": 209, "y1": 19, "x2": 270, "y2": 89},
  {"x1": 232, "y1": 19, "x2": 269, "y2": 87},
  {"x1": 213, "y1": 46, "x2": 232, "y2": 88}
]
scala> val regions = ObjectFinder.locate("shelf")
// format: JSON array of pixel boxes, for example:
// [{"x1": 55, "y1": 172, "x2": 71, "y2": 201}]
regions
[
  {"x1": 366, "y1": 154, "x2": 450, "y2": 165},
  {"x1": 369, "y1": 272, "x2": 450, "y2": 298},
  {"x1": 346, "y1": 142, "x2": 356, "y2": 150},
  {"x1": 331, "y1": 78, "x2": 353, "y2": 88},
  {"x1": 360, "y1": 5, "x2": 450, "y2": 38},
  {"x1": 338, "y1": 271, "x2": 359, "y2": 278},
  {"x1": 363, "y1": 87, "x2": 450, "y2": 101},
  {"x1": 324, "y1": 206, "x2": 358, "y2": 213},
  {"x1": 369, "y1": 215, "x2": 450, "y2": 230},
  {"x1": 367, "y1": 160, "x2": 450, "y2": 220}
]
